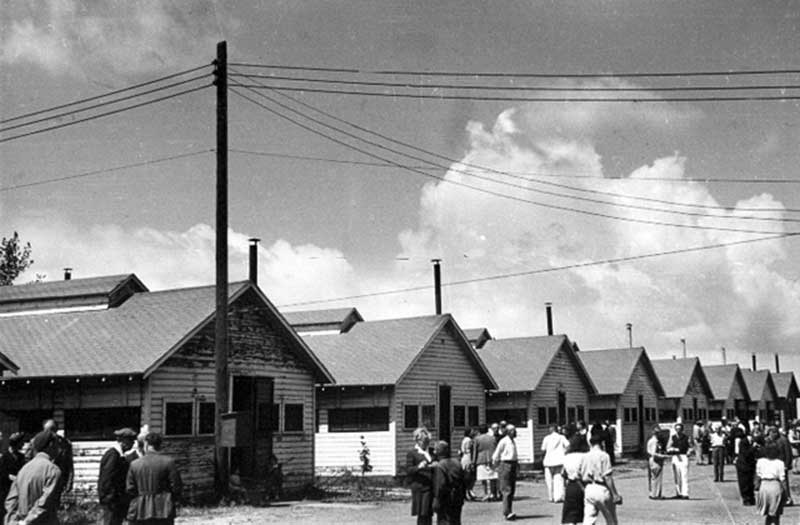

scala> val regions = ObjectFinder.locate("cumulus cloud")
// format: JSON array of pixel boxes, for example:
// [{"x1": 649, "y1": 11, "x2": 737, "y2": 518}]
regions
[{"x1": 2, "y1": 1, "x2": 232, "y2": 79}]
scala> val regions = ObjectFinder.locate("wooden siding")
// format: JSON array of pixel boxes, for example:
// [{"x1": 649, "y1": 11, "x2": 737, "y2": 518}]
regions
[
  {"x1": 393, "y1": 323, "x2": 487, "y2": 475},
  {"x1": 658, "y1": 371, "x2": 710, "y2": 425},
  {"x1": 314, "y1": 425, "x2": 396, "y2": 476},
  {"x1": 147, "y1": 290, "x2": 318, "y2": 501},
  {"x1": 486, "y1": 392, "x2": 534, "y2": 461}
]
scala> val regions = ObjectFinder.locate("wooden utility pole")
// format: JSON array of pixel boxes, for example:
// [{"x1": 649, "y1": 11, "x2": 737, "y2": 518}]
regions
[{"x1": 213, "y1": 40, "x2": 229, "y2": 498}]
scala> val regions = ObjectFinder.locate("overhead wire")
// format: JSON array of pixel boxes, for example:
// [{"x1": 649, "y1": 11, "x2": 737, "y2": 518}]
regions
[
  {"x1": 0, "y1": 84, "x2": 211, "y2": 144},
  {"x1": 0, "y1": 63, "x2": 212, "y2": 125},
  {"x1": 229, "y1": 83, "x2": 795, "y2": 235},
  {"x1": 232, "y1": 68, "x2": 800, "y2": 215},
  {"x1": 0, "y1": 149, "x2": 214, "y2": 192},
  {"x1": 277, "y1": 232, "x2": 800, "y2": 307}
]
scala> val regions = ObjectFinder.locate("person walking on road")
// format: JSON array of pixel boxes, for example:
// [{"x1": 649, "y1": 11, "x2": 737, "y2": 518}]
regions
[
  {"x1": 560, "y1": 434, "x2": 588, "y2": 525},
  {"x1": 710, "y1": 424, "x2": 727, "y2": 482},
  {"x1": 647, "y1": 425, "x2": 668, "y2": 499},
  {"x1": 755, "y1": 444, "x2": 786, "y2": 525},
  {"x1": 541, "y1": 424, "x2": 568, "y2": 503},
  {"x1": 4, "y1": 431, "x2": 63, "y2": 525},
  {"x1": 580, "y1": 433, "x2": 622, "y2": 525},
  {"x1": 492, "y1": 424, "x2": 519, "y2": 521},
  {"x1": 669, "y1": 423, "x2": 691, "y2": 499},
  {"x1": 737, "y1": 430, "x2": 759, "y2": 506},
  {"x1": 474, "y1": 424, "x2": 498, "y2": 501},
  {"x1": 98, "y1": 427, "x2": 137, "y2": 525},
  {"x1": 126, "y1": 432, "x2": 183, "y2": 525},
  {"x1": 405, "y1": 427, "x2": 435, "y2": 525}
]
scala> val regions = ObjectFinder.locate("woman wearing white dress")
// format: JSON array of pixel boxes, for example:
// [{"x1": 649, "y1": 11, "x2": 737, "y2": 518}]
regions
[{"x1": 756, "y1": 444, "x2": 785, "y2": 525}]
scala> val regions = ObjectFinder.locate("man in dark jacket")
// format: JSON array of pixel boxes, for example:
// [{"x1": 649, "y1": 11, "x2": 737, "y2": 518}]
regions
[
  {"x1": 735, "y1": 432, "x2": 758, "y2": 506},
  {"x1": 432, "y1": 441, "x2": 465, "y2": 525},
  {"x1": 126, "y1": 433, "x2": 182, "y2": 525},
  {"x1": 43, "y1": 419, "x2": 74, "y2": 501},
  {"x1": 4, "y1": 431, "x2": 62, "y2": 525},
  {"x1": 0, "y1": 432, "x2": 27, "y2": 524},
  {"x1": 98, "y1": 428, "x2": 137, "y2": 525}
]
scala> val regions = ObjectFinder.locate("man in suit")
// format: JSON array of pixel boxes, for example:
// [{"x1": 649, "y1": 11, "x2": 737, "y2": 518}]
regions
[
  {"x1": 126, "y1": 433, "x2": 182, "y2": 525},
  {"x1": 98, "y1": 428, "x2": 137, "y2": 525},
  {"x1": 473, "y1": 424, "x2": 499, "y2": 501},
  {"x1": 432, "y1": 440, "x2": 465, "y2": 525},
  {"x1": 4, "y1": 431, "x2": 63, "y2": 525}
]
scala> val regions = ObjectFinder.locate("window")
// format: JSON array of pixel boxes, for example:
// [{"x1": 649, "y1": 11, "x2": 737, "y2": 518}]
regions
[
  {"x1": 271, "y1": 404, "x2": 280, "y2": 432},
  {"x1": 631, "y1": 407, "x2": 638, "y2": 422},
  {"x1": 405, "y1": 404, "x2": 419, "y2": 429},
  {"x1": 468, "y1": 406, "x2": 480, "y2": 427},
  {"x1": 726, "y1": 409, "x2": 735, "y2": 420},
  {"x1": 567, "y1": 407, "x2": 576, "y2": 422},
  {"x1": 576, "y1": 405, "x2": 585, "y2": 422},
  {"x1": 486, "y1": 409, "x2": 528, "y2": 428},
  {"x1": 165, "y1": 402, "x2": 193, "y2": 436},
  {"x1": 547, "y1": 407, "x2": 557, "y2": 425},
  {"x1": 709, "y1": 409, "x2": 722, "y2": 420},
  {"x1": 64, "y1": 407, "x2": 141, "y2": 440},
  {"x1": 422, "y1": 405, "x2": 436, "y2": 429},
  {"x1": 284, "y1": 404, "x2": 304, "y2": 432},
  {"x1": 198, "y1": 402, "x2": 216, "y2": 435},
  {"x1": 328, "y1": 407, "x2": 389, "y2": 432},
  {"x1": 537, "y1": 407, "x2": 547, "y2": 425},
  {"x1": 453, "y1": 406, "x2": 466, "y2": 428},
  {"x1": 624, "y1": 408, "x2": 630, "y2": 423}
]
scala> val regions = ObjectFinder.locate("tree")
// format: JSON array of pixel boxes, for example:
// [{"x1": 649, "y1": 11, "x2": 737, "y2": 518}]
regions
[{"x1": 0, "y1": 232, "x2": 34, "y2": 285}]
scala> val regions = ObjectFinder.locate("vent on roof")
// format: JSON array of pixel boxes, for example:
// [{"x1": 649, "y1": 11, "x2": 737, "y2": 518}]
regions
[
  {"x1": 249, "y1": 238, "x2": 260, "y2": 284},
  {"x1": 545, "y1": 302, "x2": 553, "y2": 336},
  {"x1": 64, "y1": 268, "x2": 72, "y2": 280}
]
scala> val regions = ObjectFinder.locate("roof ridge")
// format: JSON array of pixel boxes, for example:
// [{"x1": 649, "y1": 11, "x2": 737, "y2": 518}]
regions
[{"x1": 135, "y1": 280, "x2": 250, "y2": 297}]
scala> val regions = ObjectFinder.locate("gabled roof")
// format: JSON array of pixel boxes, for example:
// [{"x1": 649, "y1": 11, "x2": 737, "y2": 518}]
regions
[
  {"x1": 577, "y1": 347, "x2": 665, "y2": 397},
  {"x1": 477, "y1": 335, "x2": 595, "y2": 393},
  {"x1": 0, "y1": 281, "x2": 333, "y2": 383},
  {"x1": 771, "y1": 372, "x2": 800, "y2": 400},
  {"x1": 0, "y1": 274, "x2": 148, "y2": 313},
  {"x1": 703, "y1": 364, "x2": 751, "y2": 402},
  {"x1": 303, "y1": 314, "x2": 496, "y2": 389},
  {"x1": 463, "y1": 328, "x2": 493, "y2": 349},
  {"x1": 650, "y1": 357, "x2": 713, "y2": 399},
  {"x1": 282, "y1": 307, "x2": 363, "y2": 333},
  {"x1": 740, "y1": 369, "x2": 778, "y2": 403}
]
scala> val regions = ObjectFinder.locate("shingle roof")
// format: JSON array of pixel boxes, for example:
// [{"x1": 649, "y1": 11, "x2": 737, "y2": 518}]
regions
[
  {"x1": 463, "y1": 328, "x2": 493, "y2": 349},
  {"x1": 0, "y1": 281, "x2": 333, "y2": 383},
  {"x1": 303, "y1": 314, "x2": 496, "y2": 388},
  {"x1": 477, "y1": 335, "x2": 593, "y2": 393},
  {"x1": 650, "y1": 357, "x2": 712, "y2": 399},
  {"x1": 282, "y1": 307, "x2": 363, "y2": 331},
  {"x1": 578, "y1": 347, "x2": 664, "y2": 396},
  {"x1": 740, "y1": 369, "x2": 777, "y2": 402},
  {"x1": 771, "y1": 372, "x2": 799, "y2": 399},
  {"x1": 0, "y1": 274, "x2": 146, "y2": 303},
  {"x1": 703, "y1": 364, "x2": 749, "y2": 401}
]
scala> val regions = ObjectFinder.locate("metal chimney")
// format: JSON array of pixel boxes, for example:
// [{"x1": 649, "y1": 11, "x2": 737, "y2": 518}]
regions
[
  {"x1": 248, "y1": 238, "x2": 260, "y2": 284},
  {"x1": 63, "y1": 268, "x2": 72, "y2": 280},
  {"x1": 432, "y1": 259, "x2": 442, "y2": 315},
  {"x1": 721, "y1": 346, "x2": 727, "y2": 365},
  {"x1": 775, "y1": 353, "x2": 780, "y2": 373},
  {"x1": 681, "y1": 338, "x2": 686, "y2": 359},
  {"x1": 752, "y1": 353, "x2": 757, "y2": 371},
  {"x1": 626, "y1": 323, "x2": 632, "y2": 348},
  {"x1": 545, "y1": 302, "x2": 553, "y2": 336}
]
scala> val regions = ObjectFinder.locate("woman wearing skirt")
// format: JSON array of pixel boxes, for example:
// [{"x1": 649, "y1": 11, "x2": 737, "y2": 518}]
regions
[
  {"x1": 561, "y1": 434, "x2": 588, "y2": 525},
  {"x1": 756, "y1": 444, "x2": 786, "y2": 525}
]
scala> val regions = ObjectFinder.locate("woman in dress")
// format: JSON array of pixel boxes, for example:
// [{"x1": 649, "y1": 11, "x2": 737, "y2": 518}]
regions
[
  {"x1": 561, "y1": 434, "x2": 588, "y2": 525},
  {"x1": 406, "y1": 427, "x2": 435, "y2": 525},
  {"x1": 459, "y1": 427, "x2": 477, "y2": 501},
  {"x1": 756, "y1": 444, "x2": 786, "y2": 525}
]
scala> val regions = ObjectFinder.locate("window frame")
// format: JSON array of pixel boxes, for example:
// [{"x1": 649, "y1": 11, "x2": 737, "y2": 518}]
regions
[
  {"x1": 197, "y1": 401, "x2": 216, "y2": 436},
  {"x1": 404, "y1": 404, "x2": 420, "y2": 430},
  {"x1": 328, "y1": 406, "x2": 390, "y2": 432},
  {"x1": 163, "y1": 399, "x2": 195, "y2": 437},
  {"x1": 283, "y1": 403, "x2": 305, "y2": 433}
]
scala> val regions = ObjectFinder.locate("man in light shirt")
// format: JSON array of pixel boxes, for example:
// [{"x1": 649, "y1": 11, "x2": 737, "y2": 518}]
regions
[
  {"x1": 492, "y1": 424, "x2": 519, "y2": 521},
  {"x1": 581, "y1": 433, "x2": 622, "y2": 525},
  {"x1": 709, "y1": 424, "x2": 727, "y2": 482},
  {"x1": 541, "y1": 424, "x2": 569, "y2": 503}
]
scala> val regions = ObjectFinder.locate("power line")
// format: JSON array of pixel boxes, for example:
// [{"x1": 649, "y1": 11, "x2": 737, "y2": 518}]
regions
[
  {"x1": 230, "y1": 62, "x2": 800, "y2": 79},
  {"x1": 230, "y1": 73, "x2": 800, "y2": 93},
  {"x1": 0, "y1": 149, "x2": 214, "y2": 192},
  {"x1": 0, "y1": 84, "x2": 210, "y2": 144},
  {"x1": 0, "y1": 64, "x2": 212, "y2": 125},
  {"x1": 227, "y1": 147, "x2": 800, "y2": 186},
  {"x1": 232, "y1": 71, "x2": 800, "y2": 215},
  {"x1": 233, "y1": 83, "x2": 800, "y2": 103},
  {"x1": 0, "y1": 74, "x2": 210, "y2": 134},
  {"x1": 277, "y1": 233, "x2": 799, "y2": 307},
  {"x1": 229, "y1": 85, "x2": 794, "y2": 235}
]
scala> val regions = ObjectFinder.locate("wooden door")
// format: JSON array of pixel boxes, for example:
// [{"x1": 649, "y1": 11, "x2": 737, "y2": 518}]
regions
[{"x1": 438, "y1": 385, "x2": 451, "y2": 444}]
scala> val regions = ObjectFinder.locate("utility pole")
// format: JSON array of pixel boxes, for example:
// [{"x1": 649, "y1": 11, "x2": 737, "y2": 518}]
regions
[{"x1": 213, "y1": 40, "x2": 229, "y2": 499}]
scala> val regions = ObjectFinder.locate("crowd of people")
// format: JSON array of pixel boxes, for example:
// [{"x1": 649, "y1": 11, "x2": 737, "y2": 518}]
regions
[
  {"x1": 405, "y1": 419, "x2": 621, "y2": 524},
  {"x1": 0, "y1": 421, "x2": 182, "y2": 525},
  {"x1": 648, "y1": 417, "x2": 800, "y2": 525}
]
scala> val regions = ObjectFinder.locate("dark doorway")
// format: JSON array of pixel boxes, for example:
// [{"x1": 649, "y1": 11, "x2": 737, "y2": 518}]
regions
[
  {"x1": 637, "y1": 395, "x2": 645, "y2": 453},
  {"x1": 558, "y1": 391, "x2": 567, "y2": 425},
  {"x1": 438, "y1": 385, "x2": 451, "y2": 444},
  {"x1": 230, "y1": 375, "x2": 274, "y2": 479},
  {"x1": 692, "y1": 397, "x2": 698, "y2": 423}
]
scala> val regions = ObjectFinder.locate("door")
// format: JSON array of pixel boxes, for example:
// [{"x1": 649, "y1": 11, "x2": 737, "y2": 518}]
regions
[
  {"x1": 438, "y1": 385, "x2": 451, "y2": 444},
  {"x1": 231, "y1": 376, "x2": 274, "y2": 479},
  {"x1": 558, "y1": 391, "x2": 567, "y2": 425},
  {"x1": 637, "y1": 395, "x2": 645, "y2": 453}
]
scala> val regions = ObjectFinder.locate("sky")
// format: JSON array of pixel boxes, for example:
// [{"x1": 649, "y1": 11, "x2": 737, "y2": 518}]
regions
[{"x1": 2, "y1": 1, "x2": 800, "y2": 375}]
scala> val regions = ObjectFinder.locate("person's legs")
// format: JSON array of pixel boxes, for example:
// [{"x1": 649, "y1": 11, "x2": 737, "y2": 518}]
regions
[
  {"x1": 695, "y1": 441, "x2": 704, "y2": 465},
  {"x1": 544, "y1": 465, "x2": 554, "y2": 501},
  {"x1": 672, "y1": 457, "x2": 681, "y2": 496},
  {"x1": 679, "y1": 456, "x2": 690, "y2": 497},
  {"x1": 552, "y1": 465, "x2": 565, "y2": 502},
  {"x1": 595, "y1": 488, "x2": 618, "y2": 525},
  {"x1": 582, "y1": 485, "x2": 600, "y2": 525},
  {"x1": 649, "y1": 461, "x2": 663, "y2": 498},
  {"x1": 784, "y1": 469, "x2": 793, "y2": 505}
]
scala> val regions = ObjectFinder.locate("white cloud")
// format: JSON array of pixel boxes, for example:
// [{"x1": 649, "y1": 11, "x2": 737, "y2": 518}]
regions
[{"x1": 1, "y1": 1, "x2": 232, "y2": 79}]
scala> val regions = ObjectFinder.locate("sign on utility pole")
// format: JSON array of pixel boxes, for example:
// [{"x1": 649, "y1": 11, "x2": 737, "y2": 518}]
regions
[{"x1": 213, "y1": 40, "x2": 229, "y2": 498}]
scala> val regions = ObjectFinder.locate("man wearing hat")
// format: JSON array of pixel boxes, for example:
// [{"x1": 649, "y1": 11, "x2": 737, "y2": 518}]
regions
[
  {"x1": 4, "y1": 430, "x2": 63, "y2": 525},
  {"x1": 98, "y1": 428, "x2": 137, "y2": 525}
]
